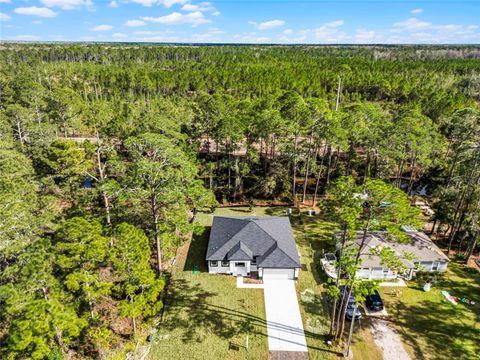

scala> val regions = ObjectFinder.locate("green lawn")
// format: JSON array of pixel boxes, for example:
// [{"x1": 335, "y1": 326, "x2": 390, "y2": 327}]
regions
[
  {"x1": 148, "y1": 209, "x2": 268, "y2": 360},
  {"x1": 378, "y1": 263, "x2": 480, "y2": 360},
  {"x1": 288, "y1": 211, "x2": 382, "y2": 360},
  {"x1": 150, "y1": 206, "x2": 480, "y2": 360},
  {"x1": 198, "y1": 207, "x2": 347, "y2": 359}
]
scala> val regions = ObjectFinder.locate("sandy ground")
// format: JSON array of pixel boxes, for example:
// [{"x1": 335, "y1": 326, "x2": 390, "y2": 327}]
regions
[{"x1": 371, "y1": 319, "x2": 411, "y2": 360}]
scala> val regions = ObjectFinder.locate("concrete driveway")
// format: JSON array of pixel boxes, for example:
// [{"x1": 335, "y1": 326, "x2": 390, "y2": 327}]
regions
[{"x1": 263, "y1": 279, "x2": 308, "y2": 353}]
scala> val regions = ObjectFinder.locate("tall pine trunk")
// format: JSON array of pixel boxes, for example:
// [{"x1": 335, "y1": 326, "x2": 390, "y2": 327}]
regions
[
  {"x1": 302, "y1": 134, "x2": 315, "y2": 204},
  {"x1": 292, "y1": 132, "x2": 298, "y2": 202},
  {"x1": 313, "y1": 143, "x2": 328, "y2": 206}
]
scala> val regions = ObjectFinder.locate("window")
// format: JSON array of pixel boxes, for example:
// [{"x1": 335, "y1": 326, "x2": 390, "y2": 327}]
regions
[
  {"x1": 251, "y1": 256, "x2": 258, "y2": 265},
  {"x1": 210, "y1": 261, "x2": 218, "y2": 267},
  {"x1": 221, "y1": 260, "x2": 229, "y2": 267},
  {"x1": 235, "y1": 262, "x2": 245, "y2": 267},
  {"x1": 432, "y1": 262, "x2": 439, "y2": 271}
]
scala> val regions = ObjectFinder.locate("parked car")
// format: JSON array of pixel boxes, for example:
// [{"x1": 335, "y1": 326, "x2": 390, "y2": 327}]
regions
[
  {"x1": 365, "y1": 290, "x2": 384, "y2": 311},
  {"x1": 338, "y1": 286, "x2": 362, "y2": 320}
]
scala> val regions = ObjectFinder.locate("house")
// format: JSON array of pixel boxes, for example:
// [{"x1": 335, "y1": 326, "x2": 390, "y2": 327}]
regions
[
  {"x1": 206, "y1": 216, "x2": 301, "y2": 279},
  {"x1": 334, "y1": 228, "x2": 450, "y2": 280}
]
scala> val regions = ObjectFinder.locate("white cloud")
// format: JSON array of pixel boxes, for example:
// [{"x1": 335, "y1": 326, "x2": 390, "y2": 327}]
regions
[
  {"x1": 0, "y1": 12, "x2": 10, "y2": 21},
  {"x1": 0, "y1": 0, "x2": 11, "y2": 3},
  {"x1": 132, "y1": 31, "x2": 181, "y2": 43},
  {"x1": 41, "y1": 0, "x2": 93, "y2": 10},
  {"x1": 411, "y1": 8, "x2": 423, "y2": 14},
  {"x1": 125, "y1": 19, "x2": 146, "y2": 27},
  {"x1": 387, "y1": 18, "x2": 480, "y2": 43},
  {"x1": 277, "y1": 28, "x2": 310, "y2": 43},
  {"x1": 277, "y1": 34, "x2": 306, "y2": 43},
  {"x1": 234, "y1": 32, "x2": 270, "y2": 43},
  {"x1": 130, "y1": 0, "x2": 187, "y2": 7},
  {"x1": 189, "y1": 27, "x2": 224, "y2": 42},
  {"x1": 91, "y1": 24, "x2": 114, "y2": 31},
  {"x1": 109, "y1": 0, "x2": 119, "y2": 8},
  {"x1": 14, "y1": 7, "x2": 58, "y2": 18},
  {"x1": 112, "y1": 33, "x2": 127, "y2": 38},
  {"x1": 161, "y1": 0, "x2": 188, "y2": 7},
  {"x1": 142, "y1": 11, "x2": 209, "y2": 26},
  {"x1": 181, "y1": 2, "x2": 218, "y2": 15},
  {"x1": 32, "y1": 20, "x2": 43, "y2": 24},
  {"x1": 392, "y1": 18, "x2": 432, "y2": 32},
  {"x1": 315, "y1": 20, "x2": 349, "y2": 42},
  {"x1": 355, "y1": 29, "x2": 382, "y2": 43},
  {"x1": 250, "y1": 19, "x2": 285, "y2": 30},
  {"x1": 130, "y1": 0, "x2": 156, "y2": 6},
  {"x1": 16, "y1": 34, "x2": 41, "y2": 41}
]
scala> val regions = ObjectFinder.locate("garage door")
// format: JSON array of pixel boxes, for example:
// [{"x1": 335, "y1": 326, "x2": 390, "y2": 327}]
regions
[{"x1": 263, "y1": 268, "x2": 295, "y2": 280}]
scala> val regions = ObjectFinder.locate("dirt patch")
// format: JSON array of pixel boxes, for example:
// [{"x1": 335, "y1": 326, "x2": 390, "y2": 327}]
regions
[
  {"x1": 244, "y1": 277, "x2": 263, "y2": 284},
  {"x1": 371, "y1": 319, "x2": 410, "y2": 360},
  {"x1": 467, "y1": 255, "x2": 480, "y2": 271}
]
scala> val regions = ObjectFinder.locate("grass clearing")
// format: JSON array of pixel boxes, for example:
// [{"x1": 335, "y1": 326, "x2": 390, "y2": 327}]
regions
[
  {"x1": 151, "y1": 206, "x2": 479, "y2": 360},
  {"x1": 149, "y1": 209, "x2": 268, "y2": 360},
  {"x1": 378, "y1": 263, "x2": 480, "y2": 360}
]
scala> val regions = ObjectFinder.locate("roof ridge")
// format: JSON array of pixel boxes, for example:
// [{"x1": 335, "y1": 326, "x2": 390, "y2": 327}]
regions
[
  {"x1": 252, "y1": 220, "x2": 299, "y2": 265},
  {"x1": 208, "y1": 218, "x2": 251, "y2": 259}
]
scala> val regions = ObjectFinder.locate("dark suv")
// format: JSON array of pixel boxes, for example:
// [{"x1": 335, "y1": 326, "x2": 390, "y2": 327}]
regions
[
  {"x1": 338, "y1": 286, "x2": 362, "y2": 320},
  {"x1": 365, "y1": 290, "x2": 384, "y2": 311}
]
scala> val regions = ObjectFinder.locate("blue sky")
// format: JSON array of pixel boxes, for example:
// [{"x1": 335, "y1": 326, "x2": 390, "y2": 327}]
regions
[{"x1": 0, "y1": 1, "x2": 479, "y2": 43}]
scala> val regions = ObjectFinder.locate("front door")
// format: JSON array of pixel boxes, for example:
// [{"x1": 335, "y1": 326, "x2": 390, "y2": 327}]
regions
[{"x1": 234, "y1": 262, "x2": 247, "y2": 276}]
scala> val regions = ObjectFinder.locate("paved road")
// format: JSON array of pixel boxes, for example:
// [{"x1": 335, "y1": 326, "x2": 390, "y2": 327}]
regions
[{"x1": 263, "y1": 279, "x2": 308, "y2": 353}]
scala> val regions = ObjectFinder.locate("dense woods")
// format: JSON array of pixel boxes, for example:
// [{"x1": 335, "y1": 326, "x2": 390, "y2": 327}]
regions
[{"x1": 0, "y1": 43, "x2": 479, "y2": 359}]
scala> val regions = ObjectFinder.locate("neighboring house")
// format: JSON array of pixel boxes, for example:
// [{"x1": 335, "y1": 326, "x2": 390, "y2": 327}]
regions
[
  {"x1": 334, "y1": 228, "x2": 449, "y2": 280},
  {"x1": 206, "y1": 216, "x2": 301, "y2": 279}
]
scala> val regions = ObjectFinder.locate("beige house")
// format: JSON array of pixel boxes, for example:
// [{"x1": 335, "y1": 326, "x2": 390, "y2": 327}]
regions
[{"x1": 335, "y1": 229, "x2": 449, "y2": 280}]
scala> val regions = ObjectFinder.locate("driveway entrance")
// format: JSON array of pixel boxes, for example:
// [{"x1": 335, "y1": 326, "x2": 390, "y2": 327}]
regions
[{"x1": 263, "y1": 279, "x2": 308, "y2": 353}]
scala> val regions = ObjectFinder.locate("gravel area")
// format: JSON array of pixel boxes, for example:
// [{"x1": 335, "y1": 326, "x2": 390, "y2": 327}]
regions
[{"x1": 371, "y1": 319, "x2": 411, "y2": 360}]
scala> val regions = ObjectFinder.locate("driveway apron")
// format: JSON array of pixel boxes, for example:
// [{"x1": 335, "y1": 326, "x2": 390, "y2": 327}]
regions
[{"x1": 263, "y1": 279, "x2": 308, "y2": 353}]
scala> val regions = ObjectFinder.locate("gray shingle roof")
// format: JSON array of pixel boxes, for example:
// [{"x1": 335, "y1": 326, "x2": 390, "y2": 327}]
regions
[
  {"x1": 334, "y1": 230, "x2": 449, "y2": 269},
  {"x1": 228, "y1": 242, "x2": 253, "y2": 260},
  {"x1": 206, "y1": 216, "x2": 300, "y2": 268}
]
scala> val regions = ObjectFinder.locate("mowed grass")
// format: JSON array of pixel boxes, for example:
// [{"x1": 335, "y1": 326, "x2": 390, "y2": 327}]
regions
[
  {"x1": 151, "y1": 206, "x2": 479, "y2": 360},
  {"x1": 200, "y1": 207, "x2": 346, "y2": 359},
  {"x1": 378, "y1": 263, "x2": 480, "y2": 360},
  {"x1": 149, "y1": 208, "x2": 268, "y2": 360},
  {"x1": 289, "y1": 212, "x2": 382, "y2": 360}
]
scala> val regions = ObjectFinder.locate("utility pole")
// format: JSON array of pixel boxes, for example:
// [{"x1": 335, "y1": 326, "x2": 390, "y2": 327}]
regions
[{"x1": 344, "y1": 304, "x2": 357, "y2": 358}]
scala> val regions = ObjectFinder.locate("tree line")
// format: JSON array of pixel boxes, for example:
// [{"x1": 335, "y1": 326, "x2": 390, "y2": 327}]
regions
[{"x1": 0, "y1": 43, "x2": 479, "y2": 359}]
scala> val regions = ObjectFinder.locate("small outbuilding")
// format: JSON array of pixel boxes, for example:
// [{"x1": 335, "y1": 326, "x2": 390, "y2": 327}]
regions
[{"x1": 206, "y1": 216, "x2": 301, "y2": 279}]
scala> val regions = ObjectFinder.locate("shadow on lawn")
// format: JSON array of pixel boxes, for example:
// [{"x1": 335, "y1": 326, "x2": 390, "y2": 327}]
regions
[
  {"x1": 163, "y1": 213, "x2": 343, "y2": 357},
  {"x1": 387, "y1": 298, "x2": 479, "y2": 360},
  {"x1": 183, "y1": 226, "x2": 211, "y2": 272},
  {"x1": 164, "y1": 275, "x2": 337, "y2": 351},
  {"x1": 385, "y1": 263, "x2": 480, "y2": 360}
]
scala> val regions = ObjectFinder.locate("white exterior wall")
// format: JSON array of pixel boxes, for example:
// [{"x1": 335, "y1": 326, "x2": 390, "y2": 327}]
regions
[
  {"x1": 356, "y1": 267, "x2": 398, "y2": 280},
  {"x1": 208, "y1": 261, "x2": 231, "y2": 274},
  {"x1": 294, "y1": 268, "x2": 299, "y2": 279},
  {"x1": 437, "y1": 262, "x2": 448, "y2": 272},
  {"x1": 230, "y1": 260, "x2": 251, "y2": 276},
  {"x1": 416, "y1": 261, "x2": 448, "y2": 272}
]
